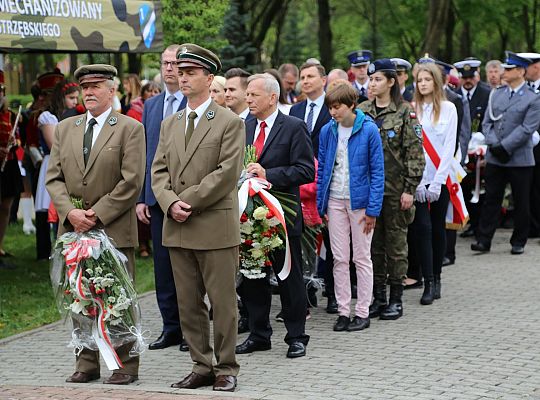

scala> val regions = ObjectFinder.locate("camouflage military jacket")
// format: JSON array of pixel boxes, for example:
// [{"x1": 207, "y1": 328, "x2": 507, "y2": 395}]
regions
[{"x1": 359, "y1": 100, "x2": 425, "y2": 196}]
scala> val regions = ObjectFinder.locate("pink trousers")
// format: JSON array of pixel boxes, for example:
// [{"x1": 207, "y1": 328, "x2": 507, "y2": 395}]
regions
[{"x1": 327, "y1": 198, "x2": 374, "y2": 318}]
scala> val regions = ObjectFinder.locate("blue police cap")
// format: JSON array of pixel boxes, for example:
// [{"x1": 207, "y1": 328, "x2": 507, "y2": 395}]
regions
[
  {"x1": 517, "y1": 52, "x2": 540, "y2": 64},
  {"x1": 501, "y1": 51, "x2": 531, "y2": 69},
  {"x1": 368, "y1": 58, "x2": 397, "y2": 75},
  {"x1": 391, "y1": 58, "x2": 412, "y2": 71},
  {"x1": 348, "y1": 50, "x2": 373, "y2": 66}
]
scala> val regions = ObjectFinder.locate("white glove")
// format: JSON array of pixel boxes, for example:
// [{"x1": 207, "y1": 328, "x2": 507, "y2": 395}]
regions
[
  {"x1": 415, "y1": 185, "x2": 427, "y2": 203},
  {"x1": 426, "y1": 183, "x2": 441, "y2": 203}
]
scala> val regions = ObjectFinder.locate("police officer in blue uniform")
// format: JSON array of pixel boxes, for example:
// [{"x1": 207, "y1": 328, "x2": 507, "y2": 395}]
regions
[
  {"x1": 472, "y1": 52, "x2": 540, "y2": 255},
  {"x1": 348, "y1": 50, "x2": 372, "y2": 103}
]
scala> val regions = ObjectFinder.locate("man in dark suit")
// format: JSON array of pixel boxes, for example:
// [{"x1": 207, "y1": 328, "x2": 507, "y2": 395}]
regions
[
  {"x1": 290, "y1": 62, "x2": 331, "y2": 158},
  {"x1": 453, "y1": 59, "x2": 491, "y2": 241},
  {"x1": 236, "y1": 73, "x2": 314, "y2": 358},
  {"x1": 136, "y1": 45, "x2": 187, "y2": 352}
]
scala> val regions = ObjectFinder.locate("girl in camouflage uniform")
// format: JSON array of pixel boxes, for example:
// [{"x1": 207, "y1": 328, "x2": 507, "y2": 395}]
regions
[{"x1": 359, "y1": 59, "x2": 425, "y2": 320}]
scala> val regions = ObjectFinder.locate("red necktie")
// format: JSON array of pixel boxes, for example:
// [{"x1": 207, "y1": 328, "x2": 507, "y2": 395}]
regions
[{"x1": 254, "y1": 121, "x2": 267, "y2": 159}]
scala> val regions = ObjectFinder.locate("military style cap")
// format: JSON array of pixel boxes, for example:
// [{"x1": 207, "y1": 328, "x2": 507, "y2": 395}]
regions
[
  {"x1": 391, "y1": 58, "x2": 412, "y2": 71},
  {"x1": 517, "y1": 52, "x2": 540, "y2": 64},
  {"x1": 74, "y1": 64, "x2": 117, "y2": 85},
  {"x1": 37, "y1": 68, "x2": 64, "y2": 91},
  {"x1": 368, "y1": 59, "x2": 396, "y2": 75},
  {"x1": 417, "y1": 53, "x2": 436, "y2": 64},
  {"x1": 501, "y1": 51, "x2": 531, "y2": 69},
  {"x1": 454, "y1": 59, "x2": 481, "y2": 78},
  {"x1": 348, "y1": 50, "x2": 372, "y2": 66},
  {"x1": 177, "y1": 43, "x2": 222, "y2": 74}
]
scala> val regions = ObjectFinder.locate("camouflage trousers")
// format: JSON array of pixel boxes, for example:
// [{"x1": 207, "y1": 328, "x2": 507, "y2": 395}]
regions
[{"x1": 371, "y1": 196, "x2": 415, "y2": 286}]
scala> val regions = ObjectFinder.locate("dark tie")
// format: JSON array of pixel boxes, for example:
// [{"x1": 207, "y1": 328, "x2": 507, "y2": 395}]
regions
[
  {"x1": 467, "y1": 91, "x2": 471, "y2": 101},
  {"x1": 306, "y1": 103, "x2": 315, "y2": 134},
  {"x1": 254, "y1": 121, "x2": 267, "y2": 159},
  {"x1": 360, "y1": 87, "x2": 366, "y2": 97},
  {"x1": 185, "y1": 111, "x2": 197, "y2": 149},
  {"x1": 509, "y1": 90, "x2": 515, "y2": 99},
  {"x1": 164, "y1": 95, "x2": 175, "y2": 118},
  {"x1": 83, "y1": 118, "x2": 97, "y2": 166}
]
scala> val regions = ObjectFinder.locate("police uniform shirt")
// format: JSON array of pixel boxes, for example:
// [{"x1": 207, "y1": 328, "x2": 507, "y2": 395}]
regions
[
  {"x1": 185, "y1": 97, "x2": 212, "y2": 133},
  {"x1": 303, "y1": 93, "x2": 325, "y2": 132},
  {"x1": 163, "y1": 88, "x2": 184, "y2": 119},
  {"x1": 86, "y1": 107, "x2": 112, "y2": 147},
  {"x1": 354, "y1": 79, "x2": 369, "y2": 96},
  {"x1": 254, "y1": 108, "x2": 279, "y2": 146}
]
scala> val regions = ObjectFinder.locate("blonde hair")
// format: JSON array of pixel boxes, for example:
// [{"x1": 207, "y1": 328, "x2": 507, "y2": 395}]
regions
[{"x1": 414, "y1": 63, "x2": 445, "y2": 124}]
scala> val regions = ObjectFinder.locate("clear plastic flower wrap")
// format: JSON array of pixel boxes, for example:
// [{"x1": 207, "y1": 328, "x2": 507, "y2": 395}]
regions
[{"x1": 50, "y1": 229, "x2": 146, "y2": 370}]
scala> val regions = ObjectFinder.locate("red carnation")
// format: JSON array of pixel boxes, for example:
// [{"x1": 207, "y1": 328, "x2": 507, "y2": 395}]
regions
[
  {"x1": 266, "y1": 210, "x2": 275, "y2": 219},
  {"x1": 240, "y1": 213, "x2": 248, "y2": 223},
  {"x1": 264, "y1": 260, "x2": 272, "y2": 266},
  {"x1": 244, "y1": 239, "x2": 253, "y2": 246}
]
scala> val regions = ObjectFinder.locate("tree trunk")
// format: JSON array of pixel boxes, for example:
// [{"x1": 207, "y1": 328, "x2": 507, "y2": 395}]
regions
[
  {"x1": 69, "y1": 54, "x2": 78, "y2": 76},
  {"x1": 317, "y1": 0, "x2": 333, "y2": 71},
  {"x1": 271, "y1": 2, "x2": 288, "y2": 67},
  {"x1": 114, "y1": 53, "x2": 123, "y2": 82},
  {"x1": 424, "y1": 0, "x2": 451, "y2": 56},
  {"x1": 459, "y1": 20, "x2": 471, "y2": 59},
  {"x1": 44, "y1": 53, "x2": 55, "y2": 71},
  {"x1": 443, "y1": 4, "x2": 455, "y2": 62},
  {"x1": 127, "y1": 54, "x2": 141, "y2": 74}
]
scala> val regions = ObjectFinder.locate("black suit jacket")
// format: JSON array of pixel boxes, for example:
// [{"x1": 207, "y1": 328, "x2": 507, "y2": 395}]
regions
[
  {"x1": 466, "y1": 85, "x2": 491, "y2": 126},
  {"x1": 446, "y1": 88, "x2": 464, "y2": 152},
  {"x1": 246, "y1": 111, "x2": 315, "y2": 237},
  {"x1": 289, "y1": 100, "x2": 331, "y2": 159}
]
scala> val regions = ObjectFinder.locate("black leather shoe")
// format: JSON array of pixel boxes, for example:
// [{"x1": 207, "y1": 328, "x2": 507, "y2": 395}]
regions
[
  {"x1": 404, "y1": 280, "x2": 423, "y2": 290},
  {"x1": 171, "y1": 372, "x2": 215, "y2": 389},
  {"x1": 460, "y1": 228, "x2": 475, "y2": 238},
  {"x1": 333, "y1": 315, "x2": 350, "y2": 331},
  {"x1": 326, "y1": 296, "x2": 338, "y2": 314},
  {"x1": 238, "y1": 316, "x2": 249, "y2": 334},
  {"x1": 235, "y1": 338, "x2": 271, "y2": 354},
  {"x1": 471, "y1": 242, "x2": 490, "y2": 253},
  {"x1": 511, "y1": 245, "x2": 524, "y2": 255},
  {"x1": 149, "y1": 331, "x2": 181, "y2": 350},
  {"x1": 286, "y1": 341, "x2": 306, "y2": 358},
  {"x1": 420, "y1": 280, "x2": 435, "y2": 305},
  {"x1": 179, "y1": 338, "x2": 189, "y2": 352},
  {"x1": 380, "y1": 285, "x2": 403, "y2": 320},
  {"x1": 369, "y1": 284, "x2": 387, "y2": 318},
  {"x1": 442, "y1": 257, "x2": 454, "y2": 266},
  {"x1": 103, "y1": 373, "x2": 138, "y2": 385},
  {"x1": 347, "y1": 316, "x2": 370, "y2": 331}
]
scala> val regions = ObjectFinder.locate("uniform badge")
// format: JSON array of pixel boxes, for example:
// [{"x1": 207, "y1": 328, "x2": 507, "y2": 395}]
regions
[
  {"x1": 75, "y1": 118, "x2": 83, "y2": 126},
  {"x1": 179, "y1": 46, "x2": 188, "y2": 55},
  {"x1": 387, "y1": 130, "x2": 396, "y2": 139},
  {"x1": 83, "y1": 147, "x2": 89, "y2": 154},
  {"x1": 108, "y1": 116, "x2": 118, "y2": 126},
  {"x1": 409, "y1": 111, "x2": 416, "y2": 119},
  {"x1": 206, "y1": 110, "x2": 215, "y2": 120},
  {"x1": 413, "y1": 124, "x2": 422, "y2": 139},
  {"x1": 368, "y1": 64, "x2": 375, "y2": 74},
  {"x1": 177, "y1": 110, "x2": 184, "y2": 119}
]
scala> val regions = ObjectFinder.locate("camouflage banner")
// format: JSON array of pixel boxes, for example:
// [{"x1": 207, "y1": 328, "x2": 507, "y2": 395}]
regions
[{"x1": 0, "y1": 0, "x2": 163, "y2": 53}]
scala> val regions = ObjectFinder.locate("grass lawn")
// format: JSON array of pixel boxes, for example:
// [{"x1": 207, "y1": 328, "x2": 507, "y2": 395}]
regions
[{"x1": 0, "y1": 222, "x2": 155, "y2": 339}]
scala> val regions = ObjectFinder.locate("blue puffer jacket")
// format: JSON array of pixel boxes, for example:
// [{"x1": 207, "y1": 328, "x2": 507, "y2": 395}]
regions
[{"x1": 316, "y1": 109, "x2": 384, "y2": 217}]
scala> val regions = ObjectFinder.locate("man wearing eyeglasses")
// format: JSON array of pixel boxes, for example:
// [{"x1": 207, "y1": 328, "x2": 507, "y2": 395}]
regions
[{"x1": 136, "y1": 45, "x2": 187, "y2": 352}]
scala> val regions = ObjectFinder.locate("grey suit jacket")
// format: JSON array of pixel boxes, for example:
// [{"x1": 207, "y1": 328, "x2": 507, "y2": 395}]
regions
[{"x1": 483, "y1": 84, "x2": 540, "y2": 167}]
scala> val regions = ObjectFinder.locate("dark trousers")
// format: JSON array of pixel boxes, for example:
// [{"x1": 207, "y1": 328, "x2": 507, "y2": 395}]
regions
[
  {"x1": 477, "y1": 164, "x2": 533, "y2": 247},
  {"x1": 150, "y1": 204, "x2": 181, "y2": 335},
  {"x1": 445, "y1": 229, "x2": 456, "y2": 262},
  {"x1": 35, "y1": 211, "x2": 51, "y2": 260},
  {"x1": 240, "y1": 235, "x2": 309, "y2": 345},
  {"x1": 529, "y1": 145, "x2": 540, "y2": 236},
  {"x1": 409, "y1": 186, "x2": 450, "y2": 281}
]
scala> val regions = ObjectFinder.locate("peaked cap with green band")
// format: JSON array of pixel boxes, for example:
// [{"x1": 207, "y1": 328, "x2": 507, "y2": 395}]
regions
[{"x1": 177, "y1": 43, "x2": 222, "y2": 74}]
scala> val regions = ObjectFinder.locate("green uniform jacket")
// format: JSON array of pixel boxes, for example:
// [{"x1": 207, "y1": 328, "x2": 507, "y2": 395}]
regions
[{"x1": 359, "y1": 100, "x2": 425, "y2": 197}]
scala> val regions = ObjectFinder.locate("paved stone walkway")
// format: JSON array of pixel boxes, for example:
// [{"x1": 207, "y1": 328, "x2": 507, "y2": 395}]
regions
[{"x1": 1, "y1": 230, "x2": 540, "y2": 399}]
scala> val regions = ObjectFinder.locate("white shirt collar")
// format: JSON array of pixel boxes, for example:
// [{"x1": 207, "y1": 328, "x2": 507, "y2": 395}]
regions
[
  {"x1": 164, "y1": 87, "x2": 183, "y2": 102},
  {"x1": 461, "y1": 85, "x2": 477, "y2": 98},
  {"x1": 86, "y1": 107, "x2": 112, "y2": 128},
  {"x1": 185, "y1": 97, "x2": 212, "y2": 131},
  {"x1": 239, "y1": 107, "x2": 250, "y2": 120},
  {"x1": 257, "y1": 108, "x2": 279, "y2": 132},
  {"x1": 307, "y1": 92, "x2": 325, "y2": 109}
]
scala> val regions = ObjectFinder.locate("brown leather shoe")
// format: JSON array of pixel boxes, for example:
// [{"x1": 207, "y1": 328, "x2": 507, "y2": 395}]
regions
[
  {"x1": 171, "y1": 372, "x2": 215, "y2": 389},
  {"x1": 65, "y1": 371, "x2": 100, "y2": 383},
  {"x1": 213, "y1": 375, "x2": 237, "y2": 392},
  {"x1": 103, "y1": 373, "x2": 138, "y2": 385}
]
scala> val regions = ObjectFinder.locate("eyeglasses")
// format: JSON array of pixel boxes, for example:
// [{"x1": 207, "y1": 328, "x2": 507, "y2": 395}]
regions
[{"x1": 161, "y1": 61, "x2": 179, "y2": 68}]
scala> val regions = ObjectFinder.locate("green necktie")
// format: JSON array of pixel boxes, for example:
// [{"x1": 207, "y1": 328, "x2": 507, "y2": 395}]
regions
[
  {"x1": 83, "y1": 118, "x2": 97, "y2": 166},
  {"x1": 185, "y1": 111, "x2": 197, "y2": 149}
]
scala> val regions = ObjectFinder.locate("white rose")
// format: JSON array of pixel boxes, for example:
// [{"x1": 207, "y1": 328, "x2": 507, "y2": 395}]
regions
[{"x1": 253, "y1": 206, "x2": 268, "y2": 220}]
